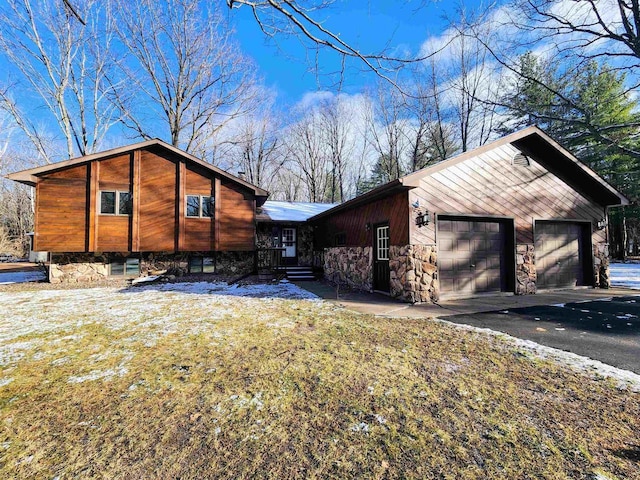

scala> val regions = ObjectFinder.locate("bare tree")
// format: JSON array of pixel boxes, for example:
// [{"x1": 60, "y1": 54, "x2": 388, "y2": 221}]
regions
[
  {"x1": 365, "y1": 86, "x2": 410, "y2": 183},
  {"x1": 111, "y1": 0, "x2": 257, "y2": 154},
  {"x1": 227, "y1": 109, "x2": 284, "y2": 191},
  {"x1": 283, "y1": 112, "x2": 330, "y2": 202},
  {"x1": 0, "y1": 0, "x2": 121, "y2": 162}
]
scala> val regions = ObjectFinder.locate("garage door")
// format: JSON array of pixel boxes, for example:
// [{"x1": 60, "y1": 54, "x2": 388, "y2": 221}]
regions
[
  {"x1": 438, "y1": 218, "x2": 507, "y2": 296},
  {"x1": 535, "y1": 221, "x2": 587, "y2": 289}
]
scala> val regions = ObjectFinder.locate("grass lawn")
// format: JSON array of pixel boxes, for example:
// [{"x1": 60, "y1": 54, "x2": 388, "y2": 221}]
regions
[{"x1": 1, "y1": 281, "x2": 639, "y2": 479}]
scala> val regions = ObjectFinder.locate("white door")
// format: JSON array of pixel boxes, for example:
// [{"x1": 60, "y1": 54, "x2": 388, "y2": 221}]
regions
[{"x1": 282, "y1": 228, "x2": 296, "y2": 258}]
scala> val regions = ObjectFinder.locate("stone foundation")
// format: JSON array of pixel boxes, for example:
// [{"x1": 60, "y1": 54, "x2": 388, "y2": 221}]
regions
[
  {"x1": 49, "y1": 251, "x2": 255, "y2": 283},
  {"x1": 389, "y1": 245, "x2": 439, "y2": 303},
  {"x1": 50, "y1": 254, "x2": 109, "y2": 283},
  {"x1": 215, "y1": 251, "x2": 254, "y2": 275},
  {"x1": 323, "y1": 246, "x2": 372, "y2": 291},
  {"x1": 593, "y1": 242, "x2": 610, "y2": 288},
  {"x1": 516, "y1": 244, "x2": 536, "y2": 295}
]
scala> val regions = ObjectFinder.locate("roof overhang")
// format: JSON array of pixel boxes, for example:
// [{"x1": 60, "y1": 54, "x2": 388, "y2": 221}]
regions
[
  {"x1": 402, "y1": 125, "x2": 629, "y2": 208},
  {"x1": 6, "y1": 139, "x2": 269, "y2": 198},
  {"x1": 308, "y1": 180, "x2": 413, "y2": 222}
]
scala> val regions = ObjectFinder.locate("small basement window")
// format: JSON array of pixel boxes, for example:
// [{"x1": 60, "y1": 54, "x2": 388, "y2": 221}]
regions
[
  {"x1": 186, "y1": 195, "x2": 214, "y2": 218},
  {"x1": 100, "y1": 191, "x2": 132, "y2": 215},
  {"x1": 189, "y1": 256, "x2": 215, "y2": 273},
  {"x1": 110, "y1": 257, "x2": 140, "y2": 276}
]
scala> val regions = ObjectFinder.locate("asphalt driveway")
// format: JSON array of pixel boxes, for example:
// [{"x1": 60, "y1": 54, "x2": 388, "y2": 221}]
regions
[{"x1": 445, "y1": 295, "x2": 640, "y2": 374}]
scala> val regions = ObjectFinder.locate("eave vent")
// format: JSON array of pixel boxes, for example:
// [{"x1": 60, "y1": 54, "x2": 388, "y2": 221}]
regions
[{"x1": 512, "y1": 153, "x2": 531, "y2": 167}]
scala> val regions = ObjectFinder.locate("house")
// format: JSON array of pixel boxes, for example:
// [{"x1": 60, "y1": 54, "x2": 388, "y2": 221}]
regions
[
  {"x1": 309, "y1": 126, "x2": 628, "y2": 302},
  {"x1": 7, "y1": 139, "x2": 269, "y2": 282},
  {"x1": 7, "y1": 126, "x2": 628, "y2": 300}
]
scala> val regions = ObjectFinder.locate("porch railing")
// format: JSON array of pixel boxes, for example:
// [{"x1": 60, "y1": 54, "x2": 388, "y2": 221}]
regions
[{"x1": 256, "y1": 247, "x2": 285, "y2": 272}]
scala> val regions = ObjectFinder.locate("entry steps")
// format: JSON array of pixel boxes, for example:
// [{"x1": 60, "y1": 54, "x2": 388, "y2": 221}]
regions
[{"x1": 275, "y1": 266, "x2": 317, "y2": 281}]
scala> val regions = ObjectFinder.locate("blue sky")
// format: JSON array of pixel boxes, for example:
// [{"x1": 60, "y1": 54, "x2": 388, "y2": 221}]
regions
[{"x1": 228, "y1": 0, "x2": 482, "y2": 103}]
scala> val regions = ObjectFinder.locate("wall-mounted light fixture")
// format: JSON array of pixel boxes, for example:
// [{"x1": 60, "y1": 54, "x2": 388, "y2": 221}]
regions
[
  {"x1": 365, "y1": 222, "x2": 371, "y2": 232},
  {"x1": 415, "y1": 210, "x2": 431, "y2": 228},
  {"x1": 596, "y1": 218, "x2": 607, "y2": 230}
]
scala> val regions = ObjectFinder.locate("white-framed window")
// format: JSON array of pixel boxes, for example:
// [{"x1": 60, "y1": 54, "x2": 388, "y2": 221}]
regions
[
  {"x1": 189, "y1": 256, "x2": 215, "y2": 273},
  {"x1": 376, "y1": 225, "x2": 389, "y2": 261},
  {"x1": 186, "y1": 195, "x2": 214, "y2": 218},
  {"x1": 100, "y1": 190, "x2": 132, "y2": 215},
  {"x1": 109, "y1": 257, "x2": 140, "y2": 276}
]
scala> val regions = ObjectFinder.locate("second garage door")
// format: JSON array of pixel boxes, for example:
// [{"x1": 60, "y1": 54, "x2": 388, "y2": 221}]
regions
[
  {"x1": 438, "y1": 217, "x2": 508, "y2": 296},
  {"x1": 535, "y1": 221, "x2": 589, "y2": 289}
]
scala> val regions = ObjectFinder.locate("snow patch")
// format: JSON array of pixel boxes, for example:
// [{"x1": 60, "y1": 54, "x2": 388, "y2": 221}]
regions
[
  {"x1": 610, "y1": 263, "x2": 640, "y2": 290},
  {"x1": 0, "y1": 270, "x2": 46, "y2": 285},
  {"x1": 436, "y1": 319, "x2": 640, "y2": 392}
]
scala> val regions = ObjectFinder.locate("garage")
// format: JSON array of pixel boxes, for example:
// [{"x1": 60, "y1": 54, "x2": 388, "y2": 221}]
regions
[
  {"x1": 438, "y1": 217, "x2": 512, "y2": 296},
  {"x1": 535, "y1": 221, "x2": 591, "y2": 289}
]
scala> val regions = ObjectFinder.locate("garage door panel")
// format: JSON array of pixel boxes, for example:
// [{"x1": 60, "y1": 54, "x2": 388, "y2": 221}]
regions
[
  {"x1": 535, "y1": 221, "x2": 587, "y2": 289},
  {"x1": 438, "y1": 218, "x2": 507, "y2": 296}
]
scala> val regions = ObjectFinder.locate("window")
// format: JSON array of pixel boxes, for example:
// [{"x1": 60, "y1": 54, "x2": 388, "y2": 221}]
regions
[
  {"x1": 110, "y1": 257, "x2": 140, "y2": 276},
  {"x1": 334, "y1": 232, "x2": 346, "y2": 247},
  {"x1": 100, "y1": 191, "x2": 116, "y2": 214},
  {"x1": 376, "y1": 225, "x2": 389, "y2": 261},
  {"x1": 186, "y1": 195, "x2": 214, "y2": 218},
  {"x1": 100, "y1": 190, "x2": 132, "y2": 216},
  {"x1": 119, "y1": 192, "x2": 133, "y2": 215},
  {"x1": 189, "y1": 256, "x2": 215, "y2": 273}
]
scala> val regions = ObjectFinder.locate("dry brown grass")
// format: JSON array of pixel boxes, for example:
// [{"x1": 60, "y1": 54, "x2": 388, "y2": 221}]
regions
[{"x1": 0, "y1": 285, "x2": 638, "y2": 479}]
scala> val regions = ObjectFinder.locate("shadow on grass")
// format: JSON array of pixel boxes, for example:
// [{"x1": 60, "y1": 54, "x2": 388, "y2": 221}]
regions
[
  {"x1": 115, "y1": 277, "x2": 320, "y2": 301},
  {"x1": 612, "y1": 445, "x2": 640, "y2": 462}
]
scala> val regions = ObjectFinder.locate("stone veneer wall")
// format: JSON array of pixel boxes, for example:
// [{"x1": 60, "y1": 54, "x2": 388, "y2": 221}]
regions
[
  {"x1": 593, "y1": 242, "x2": 610, "y2": 288},
  {"x1": 389, "y1": 245, "x2": 439, "y2": 303},
  {"x1": 49, "y1": 251, "x2": 254, "y2": 283},
  {"x1": 296, "y1": 226, "x2": 314, "y2": 266},
  {"x1": 516, "y1": 244, "x2": 536, "y2": 295},
  {"x1": 323, "y1": 247, "x2": 372, "y2": 291},
  {"x1": 256, "y1": 224, "x2": 314, "y2": 266},
  {"x1": 50, "y1": 254, "x2": 109, "y2": 283}
]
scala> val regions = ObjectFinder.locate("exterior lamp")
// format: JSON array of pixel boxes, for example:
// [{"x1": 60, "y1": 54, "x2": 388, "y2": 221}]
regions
[
  {"x1": 596, "y1": 218, "x2": 607, "y2": 230},
  {"x1": 416, "y1": 211, "x2": 430, "y2": 227}
]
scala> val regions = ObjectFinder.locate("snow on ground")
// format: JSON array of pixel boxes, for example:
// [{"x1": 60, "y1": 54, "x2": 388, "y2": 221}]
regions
[
  {"x1": 0, "y1": 270, "x2": 46, "y2": 285},
  {"x1": 610, "y1": 262, "x2": 640, "y2": 290},
  {"x1": 436, "y1": 318, "x2": 640, "y2": 393},
  {"x1": 0, "y1": 280, "x2": 324, "y2": 383}
]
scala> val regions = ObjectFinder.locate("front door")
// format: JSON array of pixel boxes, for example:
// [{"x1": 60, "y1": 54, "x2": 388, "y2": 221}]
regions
[
  {"x1": 282, "y1": 227, "x2": 297, "y2": 262},
  {"x1": 373, "y1": 224, "x2": 390, "y2": 292}
]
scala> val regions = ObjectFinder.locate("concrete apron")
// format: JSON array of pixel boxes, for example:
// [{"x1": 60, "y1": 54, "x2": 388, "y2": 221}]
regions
[{"x1": 293, "y1": 281, "x2": 638, "y2": 318}]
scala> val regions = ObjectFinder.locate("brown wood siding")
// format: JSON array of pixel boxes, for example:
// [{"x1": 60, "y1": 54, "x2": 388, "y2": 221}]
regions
[
  {"x1": 138, "y1": 151, "x2": 177, "y2": 251},
  {"x1": 218, "y1": 179, "x2": 255, "y2": 251},
  {"x1": 409, "y1": 143, "x2": 606, "y2": 246},
  {"x1": 34, "y1": 164, "x2": 88, "y2": 252},
  {"x1": 96, "y1": 154, "x2": 132, "y2": 251},
  {"x1": 98, "y1": 154, "x2": 130, "y2": 190},
  {"x1": 183, "y1": 166, "x2": 215, "y2": 251},
  {"x1": 314, "y1": 191, "x2": 409, "y2": 248},
  {"x1": 97, "y1": 216, "x2": 130, "y2": 251}
]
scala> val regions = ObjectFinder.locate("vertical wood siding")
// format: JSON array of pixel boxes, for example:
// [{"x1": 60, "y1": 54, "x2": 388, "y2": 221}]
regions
[
  {"x1": 34, "y1": 165, "x2": 88, "y2": 251},
  {"x1": 138, "y1": 151, "x2": 177, "y2": 251},
  {"x1": 409, "y1": 143, "x2": 606, "y2": 246},
  {"x1": 218, "y1": 179, "x2": 255, "y2": 251},
  {"x1": 183, "y1": 166, "x2": 215, "y2": 251},
  {"x1": 96, "y1": 154, "x2": 131, "y2": 252},
  {"x1": 314, "y1": 191, "x2": 409, "y2": 248}
]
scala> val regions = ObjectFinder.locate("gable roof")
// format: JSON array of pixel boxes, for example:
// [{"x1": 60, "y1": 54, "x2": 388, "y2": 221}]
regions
[
  {"x1": 6, "y1": 138, "x2": 269, "y2": 200},
  {"x1": 310, "y1": 125, "x2": 628, "y2": 221},
  {"x1": 257, "y1": 201, "x2": 338, "y2": 223}
]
